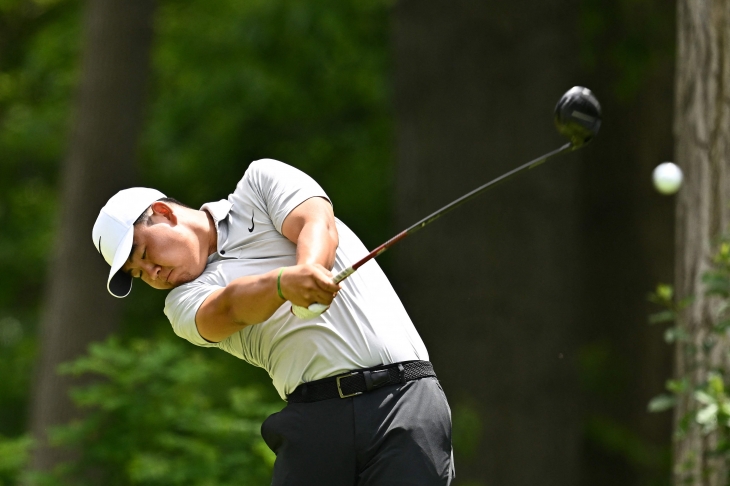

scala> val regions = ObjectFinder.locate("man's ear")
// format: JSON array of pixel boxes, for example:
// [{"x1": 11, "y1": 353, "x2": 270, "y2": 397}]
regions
[{"x1": 149, "y1": 201, "x2": 177, "y2": 224}]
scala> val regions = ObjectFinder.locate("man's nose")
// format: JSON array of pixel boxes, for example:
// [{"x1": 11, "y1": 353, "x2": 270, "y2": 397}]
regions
[{"x1": 141, "y1": 261, "x2": 160, "y2": 280}]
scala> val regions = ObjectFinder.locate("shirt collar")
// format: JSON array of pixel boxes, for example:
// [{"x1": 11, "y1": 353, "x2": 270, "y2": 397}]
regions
[
  {"x1": 201, "y1": 199, "x2": 233, "y2": 263},
  {"x1": 200, "y1": 199, "x2": 233, "y2": 222}
]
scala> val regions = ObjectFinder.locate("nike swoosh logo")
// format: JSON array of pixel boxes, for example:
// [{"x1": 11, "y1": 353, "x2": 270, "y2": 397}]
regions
[{"x1": 248, "y1": 211, "x2": 255, "y2": 233}]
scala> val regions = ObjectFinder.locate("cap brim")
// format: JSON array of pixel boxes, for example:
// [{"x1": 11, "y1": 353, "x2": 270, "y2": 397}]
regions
[{"x1": 107, "y1": 226, "x2": 134, "y2": 298}]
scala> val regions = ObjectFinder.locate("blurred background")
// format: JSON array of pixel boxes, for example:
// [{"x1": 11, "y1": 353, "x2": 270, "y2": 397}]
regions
[{"x1": 0, "y1": 0, "x2": 681, "y2": 484}]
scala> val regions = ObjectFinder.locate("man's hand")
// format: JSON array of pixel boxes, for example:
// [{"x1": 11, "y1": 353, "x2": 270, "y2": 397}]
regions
[{"x1": 279, "y1": 263, "x2": 341, "y2": 308}]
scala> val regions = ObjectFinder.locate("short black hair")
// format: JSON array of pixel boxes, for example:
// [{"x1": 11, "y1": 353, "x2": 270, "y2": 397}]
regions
[{"x1": 134, "y1": 197, "x2": 190, "y2": 226}]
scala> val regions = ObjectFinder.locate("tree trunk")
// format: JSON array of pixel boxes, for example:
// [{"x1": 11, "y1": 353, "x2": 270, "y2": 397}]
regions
[
  {"x1": 673, "y1": 0, "x2": 730, "y2": 484},
  {"x1": 575, "y1": 3, "x2": 676, "y2": 483},
  {"x1": 576, "y1": 65, "x2": 676, "y2": 486},
  {"x1": 393, "y1": 1, "x2": 583, "y2": 483},
  {"x1": 28, "y1": 0, "x2": 155, "y2": 472},
  {"x1": 393, "y1": 0, "x2": 677, "y2": 484}
]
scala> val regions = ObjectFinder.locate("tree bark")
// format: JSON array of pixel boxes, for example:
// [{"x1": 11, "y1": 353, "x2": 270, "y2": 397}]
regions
[
  {"x1": 393, "y1": 0, "x2": 676, "y2": 484},
  {"x1": 28, "y1": 0, "x2": 156, "y2": 472},
  {"x1": 673, "y1": 0, "x2": 730, "y2": 484},
  {"x1": 575, "y1": 4, "x2": 676, "y2": 484}
]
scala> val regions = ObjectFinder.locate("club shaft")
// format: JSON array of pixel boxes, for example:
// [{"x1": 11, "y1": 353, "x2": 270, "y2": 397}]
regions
[{"x1": 332, "y1": 142, "x2": 575, "y2": 284}]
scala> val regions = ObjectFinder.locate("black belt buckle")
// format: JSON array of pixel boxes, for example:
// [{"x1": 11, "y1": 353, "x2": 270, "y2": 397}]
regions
[{"x1": 336, "y1": 372, "x2": 362, "y2": 399}]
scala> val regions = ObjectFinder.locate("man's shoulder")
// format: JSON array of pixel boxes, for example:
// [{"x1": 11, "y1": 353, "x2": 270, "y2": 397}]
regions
[
  {"x1": 247, "y1": 158, "x2": 288, "y2": 171},
  {"x1": 241, "y1": 159, "x2": 317, "y2": 188},
  {"x1": 229, "y1": 158, "x2": 289, "y2": 199},
  {"x1": 243, "y1": 158, "x2": 290, "y2": 181}
]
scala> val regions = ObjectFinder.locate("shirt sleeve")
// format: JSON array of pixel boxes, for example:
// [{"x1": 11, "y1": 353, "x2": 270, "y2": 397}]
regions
[
  {"x1": 244, "y1": 159, "x2": 331, "y2": 233},
  {"x1": 164, "y1": 282, "x2": 222, "y2": 348}
]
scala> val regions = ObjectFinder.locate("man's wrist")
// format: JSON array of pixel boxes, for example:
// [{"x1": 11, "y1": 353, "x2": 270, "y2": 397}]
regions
[{"x1": 277, "y1": 268, "x2": 287, "y2": 301}]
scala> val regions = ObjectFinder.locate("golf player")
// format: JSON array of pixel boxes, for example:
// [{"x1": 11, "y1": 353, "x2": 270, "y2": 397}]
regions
[{"x1": 92, "y1": 159, "x2": 454, "y2": 485}]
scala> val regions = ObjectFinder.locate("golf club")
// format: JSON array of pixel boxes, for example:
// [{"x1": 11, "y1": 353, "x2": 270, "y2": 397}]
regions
[{"x1": 295, "y1": 86, "x2": 601, "y2": 317}]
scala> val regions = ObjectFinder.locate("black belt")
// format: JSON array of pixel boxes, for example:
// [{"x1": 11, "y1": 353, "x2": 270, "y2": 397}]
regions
[{"x1": 287, "y1": 361, "x2": 436, "y2": 403}]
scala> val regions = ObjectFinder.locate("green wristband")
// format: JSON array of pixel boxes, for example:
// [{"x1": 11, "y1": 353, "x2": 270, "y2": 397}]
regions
[{"x1": 277, "y1": 268, "x2": 286, "y2": 300}]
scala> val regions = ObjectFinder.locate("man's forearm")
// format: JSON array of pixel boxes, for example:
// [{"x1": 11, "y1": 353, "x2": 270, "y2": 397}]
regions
[
  {"x1": 198, "y1": 260, "x2": 341, "y2": 341},
  {"x1": 224, "y1": 269, "x2": 286, "y2": 324},
  {"x1": 197, "y1": 269, "x2": 285, "y2": 341}
]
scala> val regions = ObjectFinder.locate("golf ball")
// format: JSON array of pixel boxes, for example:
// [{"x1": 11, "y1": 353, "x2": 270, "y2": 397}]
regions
[{"x1": 652, "y1": 162, "x2": 683, "y2": 195}]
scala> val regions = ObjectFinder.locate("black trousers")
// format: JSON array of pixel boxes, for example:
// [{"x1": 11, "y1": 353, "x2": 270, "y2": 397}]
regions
[{"x1": 261, "y1": 376, "x2": 455, "y2": 486}]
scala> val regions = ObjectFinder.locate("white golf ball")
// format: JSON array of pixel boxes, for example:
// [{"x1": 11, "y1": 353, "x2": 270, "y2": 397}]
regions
[{"x1": 652, "y1": 162, "x2": 683, "y2": 195}]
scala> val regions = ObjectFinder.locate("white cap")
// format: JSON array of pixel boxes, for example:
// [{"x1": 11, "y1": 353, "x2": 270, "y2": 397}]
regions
[{"x1": 92, "y1": 188, "x2": 166, "y2": 298}]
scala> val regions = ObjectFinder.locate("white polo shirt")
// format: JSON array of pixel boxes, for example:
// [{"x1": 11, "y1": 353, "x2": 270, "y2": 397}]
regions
[{"x1": 164, "y1": 159, "x2": 428, "y2": 400}]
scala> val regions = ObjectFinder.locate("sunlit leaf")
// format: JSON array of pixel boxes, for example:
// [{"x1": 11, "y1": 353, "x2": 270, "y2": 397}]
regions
[
  {"x1": 697, "y1": 404, "x2": 718, "y2": 427},
  {"x1": 695, "y1": 390, "x2": 714, "y2": 405},
  {"x1": 647, "y1": 394, "x2": 675, "y2": 412}
]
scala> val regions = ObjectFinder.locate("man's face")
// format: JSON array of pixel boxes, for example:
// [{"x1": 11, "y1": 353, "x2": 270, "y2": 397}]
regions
[{"x1": 121, "y1": 203, "x2": 207, "y2": 290}]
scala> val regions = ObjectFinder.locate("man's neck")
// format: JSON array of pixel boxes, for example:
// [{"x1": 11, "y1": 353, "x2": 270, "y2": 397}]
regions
[{"x1": 203, "y1": 209, "x2": 218, "y2": 256}]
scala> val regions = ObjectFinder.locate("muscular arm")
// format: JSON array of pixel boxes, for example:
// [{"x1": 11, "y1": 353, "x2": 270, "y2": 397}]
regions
[
  {"x1": 195, "y1": 197, "x2": 340, "y2": 342},
  {"x1": 281, "y1": 196, "x2": 338, "y2": 269}
]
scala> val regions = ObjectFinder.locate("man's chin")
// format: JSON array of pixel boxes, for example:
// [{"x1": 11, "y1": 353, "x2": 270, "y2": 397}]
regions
[
  {"x1": 168, "y1": 271, "x2": 200, "y2": 288},
  {"x1": 146, "y1": 272, "x2": 200, "y2": 291}
]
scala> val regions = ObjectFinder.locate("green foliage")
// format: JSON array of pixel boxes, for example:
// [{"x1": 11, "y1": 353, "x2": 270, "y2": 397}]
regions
[
  {"x1": 647, "y1": 394, "x2": 675, "y2": 413},
  {"x1": 0, "y1": 0, "x2": 83, "y2": 439},
  {"x1": 141, "y1": 0, "x2": 394, "y2": 248},
  {"x1": 25, "y1": 337, "x2": 281, "y2": 486},
  {"x1": 0, "y1": 317, "x2": 35, "y2": 436},
  {"x1": 647, "y1": 283, "x2": 692, "y2": 345},
  {"x1": 649, "y1": 237, "x2": 730, "y2": 481},
  {"x1": 0, "y1": 0, "x2": 81, "y2": 311},
  {"x1": 0, "y1": 433, "x2": 32, "y2": 486},
  {"x1": 704, "y1": 243, "x2": 730, "y2": 335},
  {"x1": 451, "y1": 399, "x2": 482, "y2": 462}
]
